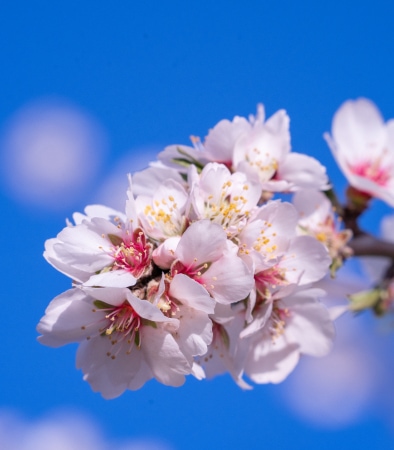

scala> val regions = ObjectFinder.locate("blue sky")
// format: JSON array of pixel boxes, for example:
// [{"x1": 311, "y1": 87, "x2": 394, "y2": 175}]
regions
[{"x1": 1, "y1": 1, "x2": 394, "y2": 449}]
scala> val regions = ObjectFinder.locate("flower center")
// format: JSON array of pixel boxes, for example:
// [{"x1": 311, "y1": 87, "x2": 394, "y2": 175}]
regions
[
  {"x1": 104, "y1": 303, "x2": 140, "y2": 337},
  {"x1": 250, "y1": 222, "x2": 278, "y2": 255},
  {"x1": 255, "y1": 266, "x2": 287, "y2": 294},
  {"x1": 203, "y1": 180, "x2": 251, "y2": 233},
  {"x1": 156, "y1": 279, "x2": 181, "y2": 318},
  {"x1": 109, "y1": 228, "x2": 152, "y2": 277},
  {"x1": 350, "y1": 159, "x2": 390, "y2": 186},
  {"x1": 143, "y1": 195, "x2": 186, "y2": 237},
  {"x1": 246, "y1": 147, "x2": 278, "y2": 182},
  {"x1": 88, "y1": 300, "x2": 142, "y2": 359},
  {"x1": 269, "y1": 303, "x2": 291, "y2": 341},
  {"x1": 171, "y1": 260, "x2": 214, "y2": 290}
]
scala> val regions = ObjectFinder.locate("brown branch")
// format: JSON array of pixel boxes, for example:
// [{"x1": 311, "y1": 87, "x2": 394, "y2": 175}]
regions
[{"x1": 348, "y1": 233, "x2": 394, "y2": 258}]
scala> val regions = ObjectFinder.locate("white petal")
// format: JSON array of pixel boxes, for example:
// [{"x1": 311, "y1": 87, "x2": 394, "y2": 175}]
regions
[
  {"x1": 37, "y1": 288, "x2": 102, "y2": 347},
  {"x1": 81, "y1": 286, "x2": 131, "y2": 306},
  {"x1": 331, "y1": 98, "x2": 386, "y2": 163},
  {"x1": 201, "y1": 253, "x2": 254, "y2": 304},
  {"x1": 125, "y1": 173, "x2": 138, "y2": 225},
  {"x1": 204, "y1": 116, "x2": 251, "y2": 163},
  {"x1": 152, "y1": 237, "x2": 181, "y2": 269},
  {"x1": 246, "y1": 338, "x2": 300, "y2": 384},
  {"x1": 175, "y1": 304, "x2": 213, "y2": 358},
  {"x1": 83, "y1": 204, "x2": 125, "y2": 221},
  {"x1": 76, "y1": 336, "x2": 145, "y2": 399},
  {"x1": 191, "y1": 362, "x2": 206, "y2": 380},
  {"x1": 132, "y1": 164, "x2": 186, "y2": 197},
  {"x1": 277, "y1": 153, "x2": 329, "y2": 191},
  {"x1": 126, "y1": 291, "x2": 180, "y2": 325},
  {"x1": 175, "y1": 220, "x2": 227, "y2": 266},
  {"x1": 240, "y1": 302, "x2": 272, "y2": 339},
  {"x1": 282, "y1": 292, "x2": 335, "y2": 357},
  {"x1": 292, "y1": 189, "x2": 332, "y2": 229},
  {"x1": 141, "y1": 326, "x2": 190, "y2": 386},
  {"x1": 170, "y1": 274, "x2": 215, "y2": 314},
  {"x1": 44, "y1": 238, "x2": 91, "y2": 283},
  {"x1": 83, "y1": 270, "x2": 137, "y2": 288},
  {"x1": 281, "y1": 235, "x2": 331, "y2": 285}
]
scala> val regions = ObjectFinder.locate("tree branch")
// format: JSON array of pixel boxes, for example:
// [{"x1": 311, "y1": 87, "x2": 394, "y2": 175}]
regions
[{"x1": 348, "y1": 233, "x2": 394, "y2": 258}]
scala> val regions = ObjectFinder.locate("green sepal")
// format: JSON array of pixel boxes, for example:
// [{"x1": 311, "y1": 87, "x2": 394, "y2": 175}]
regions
[
  {"x1": 134, "y1": 329, "x2": 141, "y2": 348},
  {"x1": 93, "y1": 300, "x2": 113, "y2": 310},
  {"x1": 96, "y1": 266, "x2": 112, "y2": 275},
  {"x1": 349, "y1": 288, "x2": 382, "y2": 312},
  {"x1": 329, "y1": 257, "x2": 343, "y2": 278},
  {"x1": 108, "y1": 233, "x2": 123, "y2": 246},
  {"x1": 199, "y1": 261, "x2": 212, "y2": 275},
  {"x1": 171, "y1": 147, "x2": 204, "y2": 172},
  {"x1": 141, "y1": 318, "x2": 157, "y2": 328},
  {"x1": 324, "y1": 185, "x2": 344, "y2": 217},
  {"x1": 219, "y1": 325, "x2": 230, "y2": 350}
]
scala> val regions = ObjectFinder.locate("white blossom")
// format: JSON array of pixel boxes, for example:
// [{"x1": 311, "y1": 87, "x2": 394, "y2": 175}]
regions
[
  {"x1": 325, "y1": 98, "x2": 394, "y2": 206},
  {"x1": 37, "y1": 102, "x2": 344, "y2": 397}
]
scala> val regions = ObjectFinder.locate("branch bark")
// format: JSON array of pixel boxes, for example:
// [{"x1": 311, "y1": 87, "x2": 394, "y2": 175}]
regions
[{"x1": 349, "y1": 234, "x2": 394, "y2": 258}]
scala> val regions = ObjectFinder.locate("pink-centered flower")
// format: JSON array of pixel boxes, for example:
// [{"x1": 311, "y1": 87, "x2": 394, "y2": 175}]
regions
[
  {"x1": 37, "y1": 285, "x2": 186, "y2": 398},
  {"x1": 243, "y1": 288, "x2": 335, "y2": 384},
  {"x1": 37, "y1": 274, "x2": 215, "y2": 398},
  {"x1": 159, "y1": 104, "x2": 329, "y2": 193},
  {"x1": 154, "y1": 220, "x2": 254, "y2": 304},
  {"x1": 45, "y1": 191, "x2": 153, "y2": 288},
  {"x1": 324, "y1": 98, "x2": 394, "y2": 206},
  {"x1": 238, "y1": 200, "x2": 331, "y2": 294}
]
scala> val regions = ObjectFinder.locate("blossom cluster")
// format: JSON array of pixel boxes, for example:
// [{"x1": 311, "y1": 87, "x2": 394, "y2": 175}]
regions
[{"x1": 38, "y1": 101, "x2": 387, "y2": 399}]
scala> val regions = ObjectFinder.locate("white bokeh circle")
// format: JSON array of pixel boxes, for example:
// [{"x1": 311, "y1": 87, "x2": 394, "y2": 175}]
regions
[{"x1": 0, "y1": 99, "x2": 108, "y2": 211}]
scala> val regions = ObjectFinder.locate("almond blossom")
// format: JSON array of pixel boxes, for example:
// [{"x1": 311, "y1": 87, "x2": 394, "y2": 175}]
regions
[
  {"x1": 293, "y1": 190, "x2": 353, "y2": 275},
  {"x1": 159, "y1": 104, "x2": 329, "y2": 193},
  {"x1": 44, "y1": 207, "x2": 152, "y2": 288},
  {"x1": 37, "y1": 273, "x2": 215, "y2": 398},
  {"x1": 238, "y1": 200, "x2": 331, "y2": 296},
  {"x1": 37, "y1": 102, "x2": 359, "y2": 398},
  {"x1": 197, "y1": 287, "x2": 335, "y2": 388},
  {"x1": 243, "y1": 288, "x2": 335, "y2": 384},
  {"x1": 158, "y1": 220, "x2": 254, "y2": 304},
  {"x1": 37, "y1": 285, "x2": 187, "y2": 398},
  {"x1": 324, "y1": 98, "x2": 394, "y2": 206}
]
